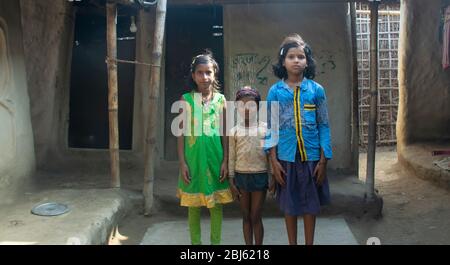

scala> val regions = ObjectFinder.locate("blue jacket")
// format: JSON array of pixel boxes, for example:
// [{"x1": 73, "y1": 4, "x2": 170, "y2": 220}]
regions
[{"x1": 264, "y1": 79, "x2": 333, "y2": 162}]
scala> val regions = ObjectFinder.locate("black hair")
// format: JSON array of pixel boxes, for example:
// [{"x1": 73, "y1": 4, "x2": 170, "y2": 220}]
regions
[
  {"x1": 272, "y1": 42, "x2": 316, "y2": 80},
  {"x1": 187, "y1": 50, "x2": 221, "y2": 93},
  {"x1": 235, "y1": 86, "x2": 261, "y2": 107}
]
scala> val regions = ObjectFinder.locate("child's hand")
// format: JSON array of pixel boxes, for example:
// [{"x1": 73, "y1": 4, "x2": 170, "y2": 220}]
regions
[
  {"x1": 270, "y1": 159, "x2": 287, "y2": 187},
  {"x1": 220, "y1": 162, "x2": 228, "y2": 183},
  {"x1": 180, "y1": 162, "x2": 191, "y2": 185},
  {"x1": 313, "y1": 161, "x2": 327, "y2": 186},
  {"x1": 268, "y1": 177, "x2": 276, "y2": 196},
  {"x1": 229, "y1": 181, "x2": 241, "y2": 201}
]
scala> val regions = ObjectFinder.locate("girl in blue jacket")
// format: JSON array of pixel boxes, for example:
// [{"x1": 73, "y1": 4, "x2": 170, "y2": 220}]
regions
[{"x1": 265, "y1": 34, "x2": 332, "y2": 245}]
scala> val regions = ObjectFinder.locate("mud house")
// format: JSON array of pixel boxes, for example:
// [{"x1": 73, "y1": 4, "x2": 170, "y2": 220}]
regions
[{"x1": 0, "y1": 0, "x2": 448, "y2": 209}]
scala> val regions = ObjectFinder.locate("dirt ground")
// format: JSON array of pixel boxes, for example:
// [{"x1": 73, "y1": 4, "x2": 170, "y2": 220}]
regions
[
  {"x1": 349, "y1": 146, "x2": 450, "y2": 244},
  {"x1": 115, "y1": 146, "x2": 450, "y2": 245}
]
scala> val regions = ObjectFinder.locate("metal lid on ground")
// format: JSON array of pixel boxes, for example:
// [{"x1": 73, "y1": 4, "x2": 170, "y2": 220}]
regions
[{"x1": 31, "y1": 202, "x2": 70, "y2": 217}]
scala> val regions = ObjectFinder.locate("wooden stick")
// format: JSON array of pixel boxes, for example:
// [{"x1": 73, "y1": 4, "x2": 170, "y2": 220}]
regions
[
  {"x1": 350, "y1": 3, "x2": 360, "y2": 177},
  {"x1": 365, "y1": 1, "x2": 379, "y2": 201},
  {"x1": 107, "y1": 3, "x2": 121, "y2": 188},
  {"x1": 143, "y1": 0, "x2": 167, "y2": 215}
]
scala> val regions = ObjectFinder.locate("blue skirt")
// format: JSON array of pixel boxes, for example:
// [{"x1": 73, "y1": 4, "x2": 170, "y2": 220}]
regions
[{"x1": 275, "y1": 153, "x2": 330, "y2": 216}]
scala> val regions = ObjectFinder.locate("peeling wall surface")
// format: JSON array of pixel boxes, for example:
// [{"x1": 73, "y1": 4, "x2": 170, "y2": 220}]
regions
[
  {"x1": 224, "y1": 3, "x2": 353, "y2": 172},
  {"x1": 19, "y1": 0, "x2": 74, "y2": 168},
  {"x1": 398, "y1": 0, "x2": 450, "y2": 146},
  {"x1": 0, "y1": 0, "x2": 35, "y2": 204}
]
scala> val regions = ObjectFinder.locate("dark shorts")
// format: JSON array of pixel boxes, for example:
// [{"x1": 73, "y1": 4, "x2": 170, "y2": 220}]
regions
[
  {"x1": 234, "y1": 172, "x2": 269, "y2": 192},
  {"x1": 275, "y1": 153, "x2": 331, "y2": 216}
]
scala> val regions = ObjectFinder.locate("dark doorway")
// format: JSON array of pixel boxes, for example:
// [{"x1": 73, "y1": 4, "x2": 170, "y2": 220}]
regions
[
  {"x1": 164, "y1": 5, "x2": 224, "y2": 161},
  {"x1": 68, "y1": 7, "x2": 135, "y2": 150}
]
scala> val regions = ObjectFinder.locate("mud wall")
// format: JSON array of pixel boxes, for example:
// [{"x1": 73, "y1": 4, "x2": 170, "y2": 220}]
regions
[
  {"x1": 0, "y1": 0, "x2": 35, "y2": 204},
  {"x1": 19, "y1": 0, "x2": 75, "y2": 169},
  {"x1": 223, "y1": 3, "x2": 354, "y2": 172},
  {"x1": 397, "y1": 0, "x2": 450, "y2": 148}
]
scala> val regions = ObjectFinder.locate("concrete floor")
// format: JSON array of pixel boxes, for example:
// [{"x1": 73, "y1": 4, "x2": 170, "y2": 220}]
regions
[
  {"x1": 140, "y1": 217, "x2": 358, "y2": 245},
  {"x1": 0, "y1": 189, "x2": 135, "y2": 245}
]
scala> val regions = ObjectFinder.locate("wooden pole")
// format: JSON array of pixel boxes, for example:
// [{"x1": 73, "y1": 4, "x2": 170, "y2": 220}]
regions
[
  {"x1": 350, "y1": 2, "x2": 360, "y2": 178},
  {"x1": 107, "y1": 3, "x2": 120, "y2": 188},
  {"x1": 366, "y1": 0, "x2": 379, "y2": 201},
  {"x1": 143, "y1": 0, "x2": 167, "y2": 215}
]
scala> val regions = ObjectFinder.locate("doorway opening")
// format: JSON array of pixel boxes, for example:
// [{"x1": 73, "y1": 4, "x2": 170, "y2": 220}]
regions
[
  {"x1": 164, "y1": 5, "x2": 224, "y2": 161},
  {"x1": 68, "y1": 4, "x2": 136, "y2": 150}
]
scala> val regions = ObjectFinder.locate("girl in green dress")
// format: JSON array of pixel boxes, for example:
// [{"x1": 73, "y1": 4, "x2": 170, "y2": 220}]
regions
[{"x1": 176, "y1": 51, "x2": 233, "y2": 245}]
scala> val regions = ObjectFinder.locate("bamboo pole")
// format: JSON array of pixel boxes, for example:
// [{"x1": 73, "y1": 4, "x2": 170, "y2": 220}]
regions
[
  {"x1": 350, "y1": 3, "x2": 360, "y2": 178},
  {"x1": 143, "y1": 0, "x2": 167, "y2": 215},
  {"x1": 107, "y1": 3, "x2": 121, "y2": 188},
  {"x1": 366, "y1": 0, "x2": 379, "y2": 201}
]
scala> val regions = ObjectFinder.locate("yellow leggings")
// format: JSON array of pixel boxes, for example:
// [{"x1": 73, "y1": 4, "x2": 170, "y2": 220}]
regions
[{"x1": 188, "y1": 205, "x2": 223, "y2": 245}]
